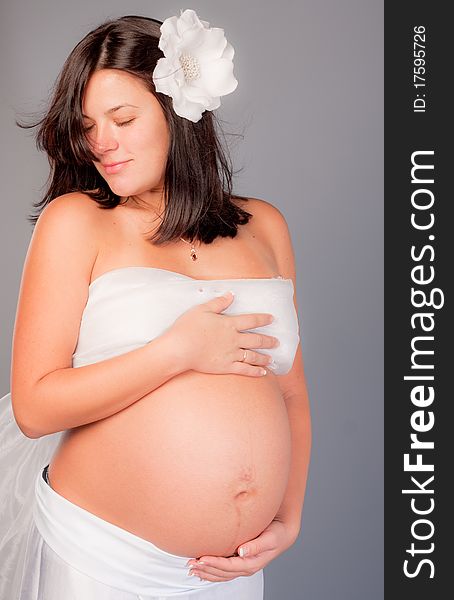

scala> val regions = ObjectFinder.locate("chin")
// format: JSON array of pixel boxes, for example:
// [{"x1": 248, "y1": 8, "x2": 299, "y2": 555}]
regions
[
  {"x1": 106, "y1": 181, "x2": 143, "y2": 197},
  {"x1": 113, "y1": 184, "x2": 163, "y2": 199}
]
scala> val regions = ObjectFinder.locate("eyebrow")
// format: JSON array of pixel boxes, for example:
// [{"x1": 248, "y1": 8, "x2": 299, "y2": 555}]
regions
[{"x1": 82, "y1": 104, "x2": 139, "y2": 118}]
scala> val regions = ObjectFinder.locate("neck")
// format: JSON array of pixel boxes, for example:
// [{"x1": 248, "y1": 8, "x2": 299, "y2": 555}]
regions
[{"x1": 121, "y1": 191, "x2": 165, "y2": 216}]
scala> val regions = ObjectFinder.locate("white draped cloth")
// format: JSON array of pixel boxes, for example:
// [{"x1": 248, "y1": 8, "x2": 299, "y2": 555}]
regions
[
  {"x1": 0, "y1": 391, "x2": 63, "y2": 599},
  {"x1": 0, "y1": 271, "x2": 297, "y2": 597}
]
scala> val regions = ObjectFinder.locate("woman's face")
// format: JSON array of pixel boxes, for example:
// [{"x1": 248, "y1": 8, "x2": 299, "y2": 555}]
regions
[{"x1": 82, "y1": 69, "x2": 170, "y2": 201}]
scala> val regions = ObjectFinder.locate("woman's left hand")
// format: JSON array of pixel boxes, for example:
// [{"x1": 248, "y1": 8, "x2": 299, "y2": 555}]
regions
[{"x1": 186, "y1": 518, "x2": 299, "y2": 582}]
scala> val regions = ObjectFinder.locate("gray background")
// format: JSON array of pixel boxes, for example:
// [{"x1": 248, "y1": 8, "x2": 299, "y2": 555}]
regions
[{"x1": 0, "y1": 1, "x2": 383, "y2": 598}]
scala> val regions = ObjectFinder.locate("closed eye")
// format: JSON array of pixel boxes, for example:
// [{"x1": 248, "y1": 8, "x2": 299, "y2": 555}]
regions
[
  {"x1": 83, "y1": 119, "x2": 135, "y2": 133},
  {"x1": 117, "y1": 118, "x2": 135, "y2": 128}
]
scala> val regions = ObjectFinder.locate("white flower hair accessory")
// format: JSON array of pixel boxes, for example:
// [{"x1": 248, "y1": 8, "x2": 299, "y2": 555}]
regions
[{"x1": 152, "y1": 8, "x2": 238, "y2": 123}]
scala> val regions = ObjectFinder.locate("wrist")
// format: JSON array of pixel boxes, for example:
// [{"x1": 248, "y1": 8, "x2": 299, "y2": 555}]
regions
[
  {"x1": 274, "y1": 514, "x2": 301, "y2": 542},
  {"x1": 157, "y1": 329, "x2": 192, "y2": 375}
]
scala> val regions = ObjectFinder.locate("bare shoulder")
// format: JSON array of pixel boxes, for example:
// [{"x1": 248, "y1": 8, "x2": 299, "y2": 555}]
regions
[
  {"x1": 11, "y1": 192, "x2": 102, "y2": 433},
  {"x1": 38, "y1": 191, "x2": 101, "y2": 226},
  {"x1": 241, "y1": 196, "x2": 296, "y2": 279},
  {"x1": 35, "y1": 191, "x2": 102, "y2": 266},
  {"x1": 240, "y1": 196, "x2": 289, "y2": 234}
]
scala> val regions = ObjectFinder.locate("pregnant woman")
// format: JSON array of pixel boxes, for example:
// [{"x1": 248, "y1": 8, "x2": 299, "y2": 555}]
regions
[{"x1": 0, "y1": 10, "x2": 311, "y2": 600}]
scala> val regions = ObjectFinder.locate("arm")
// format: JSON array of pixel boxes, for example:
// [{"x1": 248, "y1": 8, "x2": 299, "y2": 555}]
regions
[
  {"x1": 274, "y1": 343, "x2": 312, "y2": 539},
  {"x1": 15, "y1": 331, "x2": 186, "y2": 439},
  {"x1": 255, "y1": 198, "x2": 312, "y2": 538},
  {"x1": 10, "y1": 193, "x2": 187, "y2": 439}
]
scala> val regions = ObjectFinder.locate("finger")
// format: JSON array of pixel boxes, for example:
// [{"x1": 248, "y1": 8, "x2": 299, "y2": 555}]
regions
[
  {"x1": 190, "y1": 554, "x2": 258, "y2": 574},
  {"x1": 192, "y1": 562, "x2": 250, "y2": 579},
  {"x1": 231, "y1": 313, "x2": 274, "y2": 330},
  {"x1": 191, "y1": 569, "x2": 237, "y2": 582},
  {"x1": 193, "y1": 557, "x2": 265, "y2": 582},
  {"x1": 229, "y1": 361, "x2": 268, "y2": 377},
  {"x1": 203, "y1": 292, "x2": 235, "y2": 313},
  {"x1": 238, "y1": 348, "x2": 272, "y2": 367},
  {"x1": 239, "y1": 331, "x2": 279, "y2": 349},
  {"x1": 187, "y1": 555, "x2": 239, "y2": 572}
]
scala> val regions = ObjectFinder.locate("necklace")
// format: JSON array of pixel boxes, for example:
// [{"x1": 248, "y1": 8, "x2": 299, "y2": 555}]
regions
[
  {"x1": 179, "y1": 236, "x2": 199, "y2": 261},
  {"x1": 128, "y1": 195, "x2": 199, "y2": 261}
]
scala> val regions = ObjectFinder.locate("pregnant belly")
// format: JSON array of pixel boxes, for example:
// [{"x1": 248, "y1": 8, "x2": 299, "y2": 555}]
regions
[{"x1": 49, "y1": 371, "x2": 292, "y2": 558}]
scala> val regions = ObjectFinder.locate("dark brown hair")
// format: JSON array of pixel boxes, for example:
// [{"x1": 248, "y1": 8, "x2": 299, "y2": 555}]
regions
[{"x1": 17, "y1": 15, "x2": 252, "y2": 244}]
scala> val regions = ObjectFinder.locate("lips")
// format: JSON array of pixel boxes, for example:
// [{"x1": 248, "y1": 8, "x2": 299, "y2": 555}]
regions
[{"x1": 102, "y1": 160, "x2": 131, "y2": 174}]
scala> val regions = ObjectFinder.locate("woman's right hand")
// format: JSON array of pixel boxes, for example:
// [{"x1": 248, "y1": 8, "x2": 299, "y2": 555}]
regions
[{"x1": 166, "y1": 291, "x2": 279, "y2": 377}]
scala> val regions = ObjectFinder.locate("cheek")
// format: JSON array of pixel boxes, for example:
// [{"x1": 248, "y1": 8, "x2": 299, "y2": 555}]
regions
[{"x1": 132, "y1": 127, "x2": 169, "y2": 162}]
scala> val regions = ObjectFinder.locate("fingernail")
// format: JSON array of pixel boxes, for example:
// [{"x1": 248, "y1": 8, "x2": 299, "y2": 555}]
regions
[
  {"x1": 260, "y1": 369, "x2": 267, "y2": 376},
  {"x1": 239, "y1": 547, "x2": 248, "y2": 557}
]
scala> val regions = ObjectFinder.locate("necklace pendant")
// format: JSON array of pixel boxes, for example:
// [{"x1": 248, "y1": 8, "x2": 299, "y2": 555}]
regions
[{"x1": 190, "y1": 248, "x2": 198, "y2": 261}]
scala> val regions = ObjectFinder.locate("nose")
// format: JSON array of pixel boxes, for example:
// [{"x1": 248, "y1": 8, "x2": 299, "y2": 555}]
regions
[{"x1": 89, "y1": 126, "x2": 119, "y2": 155}]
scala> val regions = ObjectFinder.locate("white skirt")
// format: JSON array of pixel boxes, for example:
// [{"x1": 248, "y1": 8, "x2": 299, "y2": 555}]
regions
[
  {"x1": 18, "y1": 465, "x2": 264, "y2": 599},
  {"x1": 0, "y1": 392, "x2": 263, "y2": 599}
]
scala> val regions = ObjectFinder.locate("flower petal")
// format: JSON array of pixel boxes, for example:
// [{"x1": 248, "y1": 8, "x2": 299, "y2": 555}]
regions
[
  {"x1": 153, "y1": 62, "x2": 186, "y2": 102},
  {"x1": 176, "y1": 9, "x2": 207, "y2": 37},
  {"x1": 159, "y1": 16, "x2": 179, "y2": 55},
  {"x1": 183, "y1": 85, "x2": 221, "y2": 111},
  {"x1": 173, "y1": 96, "x2": 205, "y2": 122},
  {"x1": 153, "y1": 58, "x2": 184, "y2": 93},
  {"x1": 199, "y1": 58, "x2": 238, "y2": 97},
  {"x1": 190, "y1": 27, "x2": 227, "y2": 62},
  {"x1": 205, "y1": 96, "x2": 221, "y2": 111},
  {"x1": 222, "y1": 42, "x2": 235, "y2": 62},
  {"x1": 160, "y1": 15, "x2": 179, "y2": 38},
  {"x1": 182, "y1": 86, "x2": 210, "y2": 105},
  {"x1": 179, "y1": 27, "x2": 206, "y2": 53},
  {"x1": 152, "y1": 57, "x2": 173, "y2": 79}
]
